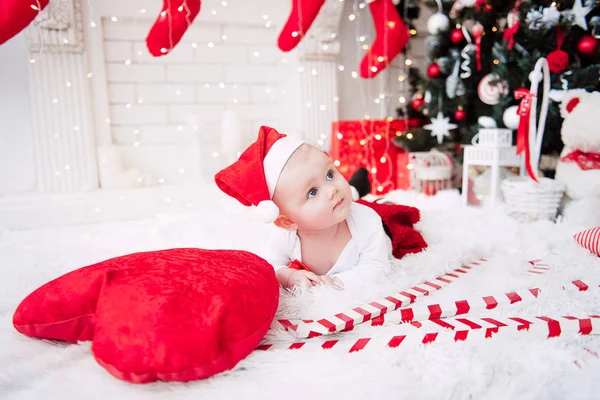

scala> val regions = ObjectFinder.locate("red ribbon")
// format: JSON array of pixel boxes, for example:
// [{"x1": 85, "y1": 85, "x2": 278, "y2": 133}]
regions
[
  {"x1": 476, "y1": 0, "x2": 486, "y2": 11},
  {"x1": 288, "y1": 259, "x2": 311, "y2": 271},
  {"x1": 503, "y1": 20, "x2": 520, "y2": 49},
  {"x1": 471, "y1": 26, "x2": 483, "y2": 71},
  {"x1": 556, "y1": 25, "x2": 566, "y2": 50},
  {"x1": 561, "y1": 150, "x2": 600, "y2": 171},
  {"x1": 514, "y1": 88, "x2": 539, "y2": 182}
]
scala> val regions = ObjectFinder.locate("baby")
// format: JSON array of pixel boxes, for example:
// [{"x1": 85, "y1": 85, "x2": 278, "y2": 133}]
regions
[{"x1": 215, "y1": 126, "x2": 393, "y2": 291}]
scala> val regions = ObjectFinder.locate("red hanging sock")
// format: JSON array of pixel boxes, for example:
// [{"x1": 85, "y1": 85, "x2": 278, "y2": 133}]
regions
[
  {"x1": 146, "y1": 0, "x2": 201, "y2": 57},
  {"x1": 278, "y1": 0, "x2": 326, "y2": 52},
  {"x1": 0, "y1": 0, "x2": 50, "y2": 45},
  {"x1": 360, "y1": 0, "x2": 409, "y2": 79}
]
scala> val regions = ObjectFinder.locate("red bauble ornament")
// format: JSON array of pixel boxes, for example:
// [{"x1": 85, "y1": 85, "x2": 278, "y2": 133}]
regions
[
  {"x1": 412, "y1": 98, "x2": 425, "y2": 110},
  {"x1": 577, "y1": 35, "x2": 598, "y2": 57},
  {"x1": 546, "y1": 49, "x2": 569, "y2": 74},
  {"x1": 450, "y1": 28, "x2": 464, "y2": 44},
  {"x1": 454, "y1": 109, "x2": 466, "y2": 121},
  {"x1": 427, "y1": 63, "x2": 441, "y2": 78}
]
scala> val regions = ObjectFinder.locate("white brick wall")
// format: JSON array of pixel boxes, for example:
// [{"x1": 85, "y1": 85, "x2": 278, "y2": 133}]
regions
[{"x1": 101, "y1": 10, "x2": 298, "y2": 182}]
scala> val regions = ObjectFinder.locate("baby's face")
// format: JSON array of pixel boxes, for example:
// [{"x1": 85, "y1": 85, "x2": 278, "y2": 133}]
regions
[{"x1": 272, "y1": 144, "x2": 352, "y2": 231}]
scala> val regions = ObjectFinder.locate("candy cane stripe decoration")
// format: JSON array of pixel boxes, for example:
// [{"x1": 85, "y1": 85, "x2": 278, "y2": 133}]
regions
[
  {"x1": 282, "y1": 278, "x2": 599, "y2": 338},
  {"x1": 374, "y1": 279, "x2": 597, "y2": 327},
  {"x1": 527, "y1": 259, "x2": 551, "y2": 275},
  {"x1": 348, "y1": 286, "x2": 544, "y2": 328},
  {"x1": 273, "y1": 259, "x2": 488, "y2": 338},
  {"x1": 258, "y1": 316, "x2": 600, "y2": 353}
]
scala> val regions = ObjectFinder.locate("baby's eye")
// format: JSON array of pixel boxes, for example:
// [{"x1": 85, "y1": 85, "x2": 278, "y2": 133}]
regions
[
  {"x1": 326, "y1": 170, "x2": 334, "y2": 180},
  {"x1": 308, "y1": 188, "x2": 318, "y2": 198}
]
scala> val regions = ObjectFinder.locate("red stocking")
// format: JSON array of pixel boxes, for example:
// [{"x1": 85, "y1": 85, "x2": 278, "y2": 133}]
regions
[
  {"x1": 0, "y1": 0, "x2": 49, "y2": 45},
  {"x1": 278, "y1": 0, "x2": 326, "y2": 52},
  {"x1": 360, "y1": 0, "x2": 409, "y2": 79},
  {"x1": 146, "y1": 0, "x2": 201, "y2": 57}
]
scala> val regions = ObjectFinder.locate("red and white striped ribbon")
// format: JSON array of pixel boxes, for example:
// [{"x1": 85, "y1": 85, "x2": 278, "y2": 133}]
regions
[
  {"x1": 258, "y1": 315, "x2": 600, "y2": 353},
  {"x1": 527, "y1": 259, "x2": 551, "y2": 275},
  {"x1": 366, "y1": 286, "x2": 541, "y2": 327},
  {"x1": 274, "y1": 259, "x2": 488, "y2": 339},
  {"x1": 344, "y1": 279, "x2": 598, "y2": 329}
]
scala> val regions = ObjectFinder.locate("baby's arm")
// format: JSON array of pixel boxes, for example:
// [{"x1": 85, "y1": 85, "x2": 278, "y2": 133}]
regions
[
  {"x1": 261, "y1": 231, "x2": 326, "y2": 289},
  {"x1": 276, "y1": 268, "x2": 322, "y2": 288}
]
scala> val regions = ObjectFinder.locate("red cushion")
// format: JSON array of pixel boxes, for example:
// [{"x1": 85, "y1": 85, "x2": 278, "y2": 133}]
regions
[{"x1": 13, "y1": 248, "x2": 279, "y2": 383}]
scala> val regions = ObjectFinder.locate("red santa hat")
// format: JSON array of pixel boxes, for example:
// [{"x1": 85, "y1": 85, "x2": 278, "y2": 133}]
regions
[{"x1": 214, "y1": 126, "x2": 305, "y2": 223}]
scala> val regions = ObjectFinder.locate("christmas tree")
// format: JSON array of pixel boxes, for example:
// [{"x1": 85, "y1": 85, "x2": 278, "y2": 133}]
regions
[{"x1": 408, "y1": 0, "x2": 600, "y2": 175}]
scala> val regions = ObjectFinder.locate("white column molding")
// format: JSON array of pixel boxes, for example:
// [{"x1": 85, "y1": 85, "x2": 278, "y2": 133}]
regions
[
  {"x1": 27, "y1": 0, "x2": 98, "y2": 192},
  {"x1": 295, "y1": 0, "x2": 344, "y2": 151}
]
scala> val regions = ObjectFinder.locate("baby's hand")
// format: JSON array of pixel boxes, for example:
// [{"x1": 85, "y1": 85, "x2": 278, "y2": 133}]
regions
[
  {"x1": 286, "y1": 270, "x2": 321, "y2": 289},
  {"x1": 318, "y1": 276, "x2": 345, "y2": 291}
]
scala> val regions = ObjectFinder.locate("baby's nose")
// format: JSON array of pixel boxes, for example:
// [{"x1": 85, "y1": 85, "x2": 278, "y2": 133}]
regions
[{"x1": 329, "y1": 185, "x2": 339, "y2": 199}]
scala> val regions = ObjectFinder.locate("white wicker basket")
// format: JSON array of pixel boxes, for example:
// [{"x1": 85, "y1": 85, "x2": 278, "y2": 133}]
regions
[
  {"x1": 502, "y1": 177, "x2": 565, "y2": 222},
  {"x1": 500, "y1": 58, "x2": 565, "y2": 222}
]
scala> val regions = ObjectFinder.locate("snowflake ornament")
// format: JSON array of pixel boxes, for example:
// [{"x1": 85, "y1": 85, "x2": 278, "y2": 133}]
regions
[
  {"x1": 569, "y1": 0, "x2": 592, "y2": 30},
  {"x1": 423, "y1": 112, "x2": 458, "y2": 144}
]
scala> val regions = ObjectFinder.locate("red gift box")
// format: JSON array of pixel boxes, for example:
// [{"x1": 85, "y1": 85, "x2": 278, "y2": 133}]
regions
[{"x1": 330, "y1": 119, "x2": 423, "y2": 195}]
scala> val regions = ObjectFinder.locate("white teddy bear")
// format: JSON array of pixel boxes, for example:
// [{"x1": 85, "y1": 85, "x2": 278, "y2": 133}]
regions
[{"x1": 554, "y1": 89, "x2": 600, "y2": 228}]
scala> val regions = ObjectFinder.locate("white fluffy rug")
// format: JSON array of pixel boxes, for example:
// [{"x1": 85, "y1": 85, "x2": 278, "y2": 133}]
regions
[{"x1": 1, "y1": 187, "x2": 599, "y2": 400}]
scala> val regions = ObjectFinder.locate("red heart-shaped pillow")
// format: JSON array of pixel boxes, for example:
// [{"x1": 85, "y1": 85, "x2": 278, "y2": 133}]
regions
[{"x1": 13, "y1": 248, "x2": 279, "y2": 383}]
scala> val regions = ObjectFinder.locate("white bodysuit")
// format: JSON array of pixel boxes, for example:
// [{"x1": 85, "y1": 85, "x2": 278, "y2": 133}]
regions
[{"x1": 261, "y1": 202, "x2": 394, "y2": 289}]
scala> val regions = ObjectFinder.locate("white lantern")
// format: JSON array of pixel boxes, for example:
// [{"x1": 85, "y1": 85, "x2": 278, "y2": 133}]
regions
[{"x1": 461, "y1": 128, "x2": 523, "y2": 207}]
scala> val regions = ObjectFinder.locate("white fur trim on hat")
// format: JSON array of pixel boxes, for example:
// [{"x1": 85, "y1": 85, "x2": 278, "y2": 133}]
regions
[
  {"x1": 263, "y1": 136, "x2": 305, "y2": 198},
  {"x1": 254, "y1": 200, "x2": 280, "y2": 223}
]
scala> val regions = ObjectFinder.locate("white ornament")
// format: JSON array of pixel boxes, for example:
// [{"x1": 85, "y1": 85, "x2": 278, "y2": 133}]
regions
[
  {"x1": 503, "y1": 106, "x2": 520, "y2": 130},
  {"x1": 477, "y1": 73, "x2": 508, "y2": 105},
  {"x1": 478, "y1": 116, "x2": 497, "y2": 129},
  {"x1": 507, "y1": 10, "x2": 519, "y2": 28},
  {"x1": 427, "y1": 13, "x2": 450, "y2": 35},
  {"x1": 449, "y1": 0, "x2": 477, "y2": 18},
  {"x1": 424, "y1": 112, "x2": 458, "y2": 144},
  {"x1": 424, "y1": 90, "x2": 432, "y2": 103},
  {"x1": 542, "y1": 6, "x2": 560, "y2": 28},
  {"x1": 526, "y1": 8, "x2": 544, "y2": 30},
  {"x1": 571, "y1": 0, "x2": 592, "y2": 30},
  {"x1": 549, "y1": 74, "x2": 571, "y2": 103},
  {"x1": 446, "y1": 60, "x2": 461, "y2": 99}
]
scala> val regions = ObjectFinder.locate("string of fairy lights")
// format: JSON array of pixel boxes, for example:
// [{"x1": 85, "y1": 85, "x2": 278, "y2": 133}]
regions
[
  {"x1": 27, "y1": 0, "x2": 424, "y2": 205},
  {"x1": 330, "y1": 0, "x2": 419, "y2": 193}
]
